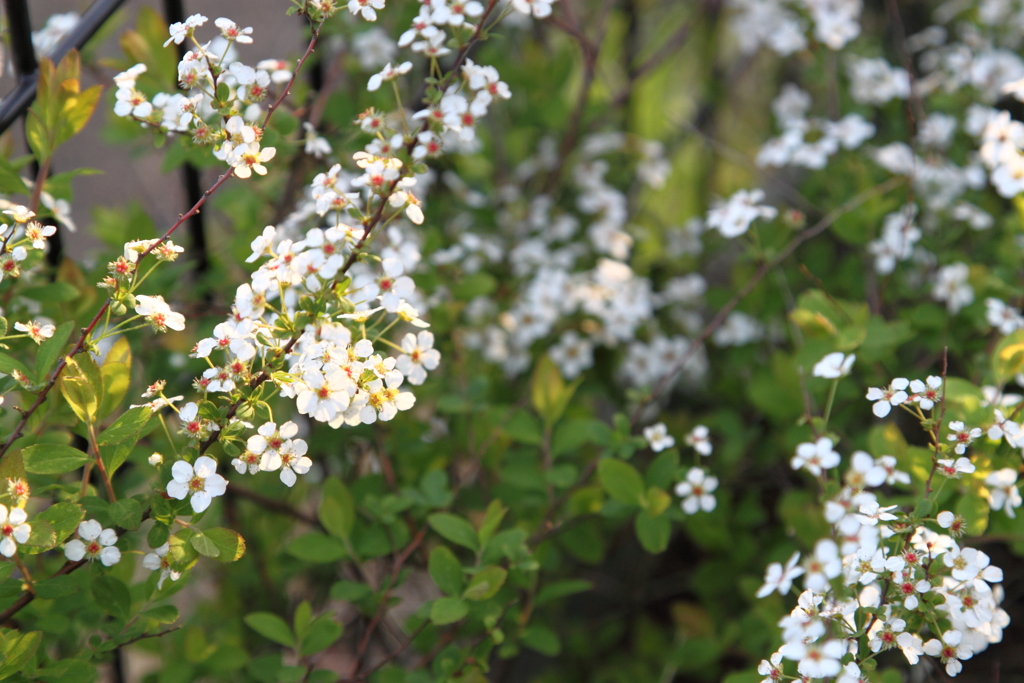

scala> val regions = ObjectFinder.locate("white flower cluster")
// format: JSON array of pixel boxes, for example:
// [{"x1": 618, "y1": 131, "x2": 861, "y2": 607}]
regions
[
  {"x1": 0, "y1": 205, "x2": 57, "y2": 283},
  {"x1": 865, "y1": 375, "x2": 943, "y2": 418},
  {"x1": 232, "y1": 421, "x2": 312, "y2": 487},
  {"x1": 727, "y1": 0, "x2": 863, "y2": 56},
  {"x1": 753, "y1": 350, "x2": 1024, "y2": 679},
  {"x1": 705, "y1": 188, "x2": 778, "y2": 239},
  {"x1": 757, "y1": 84, "x2": 875, "y2": 169},
  {"x1": 641, "y1": 423, "x2": 717, "y2": 514},
  {"x1": 441, "y1": 134, "x2": 702, "y2": 385},
  {"x1": 112, "y1": 15, "x2": 293, "y2": 179}
]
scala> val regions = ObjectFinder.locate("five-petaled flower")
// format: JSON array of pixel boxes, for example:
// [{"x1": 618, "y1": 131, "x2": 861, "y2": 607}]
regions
[
  {"x1": 64, "y1": 520, "x2": 121, "y2": 566},
  {"x1": 167, "y1": 456, "x2": 228, "y2": 513}
]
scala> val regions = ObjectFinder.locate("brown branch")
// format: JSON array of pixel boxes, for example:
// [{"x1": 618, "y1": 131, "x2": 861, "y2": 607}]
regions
[
  {"x1": 340, "y1": 621, "x2": 429, "y2": 683},
  {"x1": 228, "y1": 483, "x2": 322, "y2": 529},
  {"x1": 0, "y1": 558, "x2": 84, "y2": 624}
]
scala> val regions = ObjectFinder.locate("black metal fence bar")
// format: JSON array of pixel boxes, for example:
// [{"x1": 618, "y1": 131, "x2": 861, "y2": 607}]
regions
[
  {"x1": 162, "y1": 0, "x2": 209, "y2": 289},
  {"x1": 0, "y1": 0, "x2": 129, "y2": 134}
]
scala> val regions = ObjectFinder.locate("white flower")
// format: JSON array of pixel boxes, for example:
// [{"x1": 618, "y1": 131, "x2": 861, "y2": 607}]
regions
[
  {"x1": 14, "y1": 320, "x2": 55, "y2": 345},
  {"x1": 348, "y1": 0, "x2": 386, "y2": 21},
  {"x1": 260, "y1": 438, "x2": 312, "y2": 487},
  {"x1": 135, "y1": 295, "x2": 186, "y2": 332},
  {"x1": 547, "y1": 330, "x2": 593, "y2": 379},
  {"x1": 932, "y1": 262, "x2": 974, "y2": 315},
  {"x1": 359, "y1": 370, "x2": 415, "y2": 424},
  {"x1": 0, "y1": 505, "x2": 30, "y2": 557},
  {"x1": 812, "y1": 352, "x2": 855, "y2": 379},
  {"x1": 836, "y1": 662, "x2": 866, "y2": 683},
  {"x1": 947, "y1": 421, "x2": 981, "y2": 455},
  {"x1": 846, "y1": 450, "x2": 887, "y2": 488},
  {"x1": 923, "y1": 630, "x2": 973, "y2": 677},
  {"x1": 643, "y1": 422, "x2": 675, "y2": 452},
  {"x1": 164, "y1": 13, "x2": 207, "y2": 47},
  {"x1": 674, "y1": 467, "x2": 717, "y2": 514},
  {"x1": 684, "y1": 425, "x2": 712, "y2": 456},
  {"x1": 247, "y1": 225, "x2": 276, "y2": 263},
  {"x1": 396, "y1": 331, "x2": 441, "y2": 385},
  {"x1": 877, "y1": 455, "x2": 911, "y2": 486},
  {"x1": 195, "y1": 320, "x2": 256, "y2": 360},
  {"x1": 986, "y1": 468, "x2": 1023, "y2": 518},
  {"x1": 756, "y1": 551, "x2": 804, "y2": 597},
  {"x1": 303, "y1": 122, "x2": 331, "y2": 158},
  {"x1": 856, "y1": 501, "x2": 899, "y2": 526},
  {"x1": 942, "y1": 544, "x2": 1003, "y2": 584},
  {"x1": 897, "y1": 632, "x2": 924, "y2": 665},
  {"x1": 909, "y1": 375, "x2": 943, "y2": 410},
  {"x1": 936, "y1": 457, "x2": 976, "y2": 478},
  {"x1": 780, "y1": 638, "x2": 844, "y2": 678},
  {"x1": 756, "y1": 651, "x2": 783, "y2": 683},
  {"x1": 865, "y1": 377, "x2": 910, "y2": 417},
  {"x1": 297, "y1": 369, "x2": 353, "y2": 422},
  {"x1": 705, "y1": 188, "x2": 777, "y2": 238},
  {"x1": 142, "y1": 543, "x2": 181, "y2": 589},
  {"x1": 791, "y1": 437, "x2": 840, "y2": 476},
  {"x1": 215, "y1": 17, "x2": 253, "y2": 44},
  {"x1": 868, "y1": 616, "x2": 906, "y2": 652},
  {"x1": 367, "y1": 61, "x2": 412, "y2": 91},
  {"x1": 166, "y1": 456, "x2": 228, "y2": 513},
  {"x1": 226, "y1": 142, "x2": 277, "y2": 178},
  {"x1": 937, "y1": 510, "x2": 966, "y2": 536},
  {"x1": 149, "y1": 453, "x2": 163, "y2": 466},
  {"x1": 803, "y1": 539, "x2": 841, "y2": 592},
  {"x1": 511, "y1": 0, "x2": 556, "y2": 19},
  {"x1": 64, "y1": 520, "x2": 121, "y2": 566}
]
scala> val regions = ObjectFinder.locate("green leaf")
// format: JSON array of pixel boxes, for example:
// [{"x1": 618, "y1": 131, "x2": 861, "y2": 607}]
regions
[
  {"x1": 293, "y1": 601, "x2": 313, "y2": 645},
  {"x1": 98, "y1": 337, "x2": 132, "y2": 419},
  {"x1": 430, "y1": 597, "x2": 469, "y2": 625},
  {"x1": 244, "y1": 612, "x2": 295, "y2": 648},
  {"x1": 993, "y1": 329, "x2": 1024, "y2": 384},
  {"x1": 101, "y1": 439, "x2": 134, "y2": 475},
  {"x1": 190, "y1": 531, "x2": 219, "y2": 558},
  {"x1": 428, "y1": 513, "x2": 479, "y2": 551},
  {"x1": 300, "y1": 615, "x2": 343, "y2": 656},
  {"x1": 97, "y1": 406, "x2": 151, "y2": 446},
  {"x1": 598, "y1": 459, "x2": 645, "y2": 506},
  {"x1": 478, "y1": 499, "x2": 506, "y2": 547},
  {"x1": 330, "y1": 580, "x2": 371, "y2": 602},
  {"x1": 520, "y1": 624, "x2": 561, "y2": 656},
  {"x1": 22, "y1": 444, "x2": 90, "y2": 475},
  {"x1": 34, "y1": 321, "x2": 73, "y2": 380},
  {"x1": 0, "y1": 352, "x2": 32, "y2": 380},
  {"x1": 203, "y1": 527, "x2": 246, "y2": 562},
  {"x1": 635, "y1": 511, "x2": 672, "y2": 553},
  {"x1": 148, "y1": 522, "x2": 169, "y2": 548},
  {"x1": 35, "y1": 501, "x2": 84, "y2": 543},
  {"x1": 34, "y1": 574, "x2": 80, "y2": 599},
  {"x1": 59, "y1": 376, "x2": 97, "y2": 424},
  {"x1": 530, "y1": 356, "x2": 580, "y2": 428},
  {"x1": 91, "y1": 575, "x2": 131, "y2": 620},
  {"x1": 462, "y1": 566, "x2": 507, "y2": 601},
  {"x1": 318, "y1": 478, "x2": 355, "y2": 540},
  {"x1": 287, "y1": 533, "x2": 346, "y2": 563},
  {"x1": 0, "y1": 631, "x2": 42, "y2": 678},
  {"x1": 109, "y1": 498, "x2": 143, "y2": 530},
  {"x1": 428, "y1": 546, "x2": 464, "y2": 595},
  {"x1": 536, "y1": 579, "x2": 592, "y2": 606},
  {"x1": 22, "y1": 520, "x2": 56, "y2": 551},
  {"x1": 34, "y1": 660, "x2": 97, "y2": 683},
  {"x1": 956, "y1": 493, "x2": 990, "y2": 536},
  {"x1": 142, "y1": 605, "x2": 179, "y2": 624}
]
